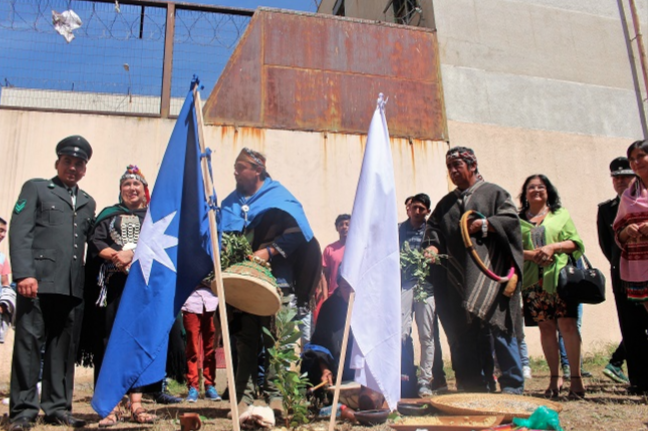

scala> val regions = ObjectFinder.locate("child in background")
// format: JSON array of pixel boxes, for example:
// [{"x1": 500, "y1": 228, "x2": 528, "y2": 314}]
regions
[
  {"x1": 0, "y1": 217, "x2": 11, "y2": 287},
  {"x1": 182, "y1": 283, "x2": 221, "y2": 402}
]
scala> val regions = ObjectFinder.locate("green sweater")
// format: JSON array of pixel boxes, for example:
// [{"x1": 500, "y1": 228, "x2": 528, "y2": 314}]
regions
[{"x1": 520, "y1": 207, "x2": 584, "y2": 294}]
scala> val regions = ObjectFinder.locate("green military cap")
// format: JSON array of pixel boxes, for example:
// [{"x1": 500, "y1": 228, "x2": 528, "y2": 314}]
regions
[{"x1": 56, "y1": 135, "x2": 93, "y2": 162}]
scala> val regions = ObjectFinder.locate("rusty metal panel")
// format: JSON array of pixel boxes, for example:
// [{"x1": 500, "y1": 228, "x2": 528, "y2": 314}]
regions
[
  {"x1": 263, "y1": 12, "x2": 437, "y2": 82},
  {"x1": 203, "y1": 8, "x2": 447, "y2": 141},
  {"x1": 202, "y1": 12, "x2": 263, "y2": 125}
]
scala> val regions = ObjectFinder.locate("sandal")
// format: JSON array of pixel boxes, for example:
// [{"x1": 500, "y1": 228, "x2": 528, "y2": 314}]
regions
[
  {"x1": 544, "y1": 375, "x2": 563, "y2": 399},
  {"x1": 99, "y1": 403, "x2": 124, "y2": 428},
  {"x1": 131, "y1": 404, "x2": 157, "y2": 424},
  {"x1": 567, "y1": 376, "x2": 586, "y2": 400}
]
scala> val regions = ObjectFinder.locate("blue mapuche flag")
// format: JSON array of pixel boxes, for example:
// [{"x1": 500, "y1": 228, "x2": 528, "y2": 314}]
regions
[{"x1": 92, "y1": 80, "x2": 214, "y2": 416}]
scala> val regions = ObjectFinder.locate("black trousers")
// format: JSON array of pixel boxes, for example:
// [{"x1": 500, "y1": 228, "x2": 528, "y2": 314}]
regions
[
  {"x1": 10, "y1": 294, "x2": 79, "y2": 420},
  {"x1": 612, "y1": 271, "x2": 648, "y2": 391},
  {"x1": 609, "y1": 340, "x2": 625, "y2": 367}
]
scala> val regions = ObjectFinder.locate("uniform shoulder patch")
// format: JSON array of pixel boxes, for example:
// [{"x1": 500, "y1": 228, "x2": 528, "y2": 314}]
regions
[{"x1": 14, "y1": 199, "x2": 27, "y2": 214}]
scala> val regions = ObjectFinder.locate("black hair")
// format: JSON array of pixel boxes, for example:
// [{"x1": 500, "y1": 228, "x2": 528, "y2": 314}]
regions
[
  {"x1": 404, "y1": 196, "x2": 413, "y2": 206},
  {"x1": 627, "y1": 139, "x2": 648, "y2": 160},
  {"x1": 334, "y1": 214, "x2": 351, "y2": 227},
  {"x1": 518, "y1": 174, "x2": 562, "y2": 214},
  {"x1": 410, "y1": 193, "x2": 431, "y2": 210},
  {"x1": 0, "y1": 217, "x2": 6, "y2": 225}
]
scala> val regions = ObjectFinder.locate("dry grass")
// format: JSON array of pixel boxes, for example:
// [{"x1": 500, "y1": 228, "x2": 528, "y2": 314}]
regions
[{"x1": 0, "y1": 360, "x2": 646, "y2": 431}]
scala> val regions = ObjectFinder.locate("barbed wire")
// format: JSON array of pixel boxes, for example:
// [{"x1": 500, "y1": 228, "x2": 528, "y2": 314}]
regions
[
  {"x1": 174, "y1": 9, "x2": 248, "y2": 48},
  {"x1": 0, "y1": 0, "x2": 166, "y2": 40},
  {"x1": 0, "y1": 0, "x2": 250, "y2": 115}
]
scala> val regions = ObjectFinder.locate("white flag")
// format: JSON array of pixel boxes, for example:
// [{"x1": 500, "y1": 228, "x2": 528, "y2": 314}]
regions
[{"x1": 339, "y1": 94, "x2": 401, "y2": 410}]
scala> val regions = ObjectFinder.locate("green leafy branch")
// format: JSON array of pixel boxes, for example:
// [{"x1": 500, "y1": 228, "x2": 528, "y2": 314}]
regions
[
  {"x1": 263, "y1": 307, "x2": 311, "y2": 428},
  {"x1": 220, "y1": 232, "x2": 253, "y2": 269},
  {"x1": 400, "y1": 241, "x2": 446, "y2": 303}
]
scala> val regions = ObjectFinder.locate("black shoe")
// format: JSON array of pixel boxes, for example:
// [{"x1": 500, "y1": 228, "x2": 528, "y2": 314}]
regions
[
  {"x1": 8, "y1": 417, "x2": 34, "y2": 431},
  {"x1": 44, "y1": 411, "x2": 86, "y2": 428},
  {"x1": 152, "y1": 392, "x2": 182, "y2": 404},
  {"x1": 627, "y1": 385, "x2": 648, "y2": 396},
  {"x1": 430, "y1": 378, "x2": 448, "y2": 392}
]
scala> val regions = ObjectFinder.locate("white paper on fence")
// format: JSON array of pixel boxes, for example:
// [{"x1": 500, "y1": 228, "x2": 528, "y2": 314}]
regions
[
  {"x1": 52, "y1": 10, "x2": 82, "y2": 43},
  {"x1": 339, "y1": 94, "x2": 401, "y2": 411}
]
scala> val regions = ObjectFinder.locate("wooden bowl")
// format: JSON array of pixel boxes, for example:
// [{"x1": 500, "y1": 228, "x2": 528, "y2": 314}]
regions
[
  {"x1": 354, "y1": 408, "x2": 390, "y2": 426},
  {"x1": 397, "y1": 402, "x2": 434, "y2": 416}
]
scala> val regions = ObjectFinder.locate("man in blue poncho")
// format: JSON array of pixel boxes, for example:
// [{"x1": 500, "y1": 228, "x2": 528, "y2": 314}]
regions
[{"x1": 221, "y1": 148, "x2": 321, "y2": 414}]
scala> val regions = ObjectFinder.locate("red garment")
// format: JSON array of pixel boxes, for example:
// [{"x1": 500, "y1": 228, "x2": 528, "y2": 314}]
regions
[
  {"x1": 183, "y1": 310, "x2": 217, "y2": 389},
  {"x1": 322, "y1": 240, "x2": 345, "y2": 294}
]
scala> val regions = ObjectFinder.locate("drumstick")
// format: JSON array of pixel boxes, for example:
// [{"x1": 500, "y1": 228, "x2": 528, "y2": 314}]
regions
[{"x1": 308, "y1": 381, "x2": 328, "y2": 393}]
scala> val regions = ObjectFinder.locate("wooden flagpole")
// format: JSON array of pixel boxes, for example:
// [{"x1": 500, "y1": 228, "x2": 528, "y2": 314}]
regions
[
  {"x1": 193, "y1": 87, "x2": 241, "y2": 431},
  {"x1": 328, "y1": 290, "x2": 356, "y2": 431}
]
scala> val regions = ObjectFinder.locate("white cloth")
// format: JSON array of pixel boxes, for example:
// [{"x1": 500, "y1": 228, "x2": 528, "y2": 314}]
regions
[
  {"x1": 0, "y1": 286, "x2": 16, "y2": 343},
  {"x1": 340, "y1": 94, "x2": 401, "y2": 410},
  {"x1": 52, "y1": 10, "x2": 82, "y2": 43}
]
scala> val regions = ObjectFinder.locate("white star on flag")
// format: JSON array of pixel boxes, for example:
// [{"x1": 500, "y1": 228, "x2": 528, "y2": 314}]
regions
[{"x1": 133, "y1": 210, "x2": 179, "y2": 285}]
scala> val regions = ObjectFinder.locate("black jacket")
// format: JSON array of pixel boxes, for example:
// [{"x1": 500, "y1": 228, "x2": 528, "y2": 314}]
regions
[
  {"x1": 597, "y1": 196, "x2": 622, "y2": 276},
  {"x1": 9, "y1": 176, "x2": 96, "y2": 299}
]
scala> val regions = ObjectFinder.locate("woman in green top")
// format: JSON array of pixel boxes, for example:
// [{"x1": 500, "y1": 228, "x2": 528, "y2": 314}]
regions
[{"x1": 519, "y1": 174, "x2": 586, "y2": 400}]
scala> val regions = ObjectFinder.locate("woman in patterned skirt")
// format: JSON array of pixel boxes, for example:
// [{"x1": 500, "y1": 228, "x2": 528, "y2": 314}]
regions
[{"x1": 519, "y1": 174, "x2": 586, "y2": 400}]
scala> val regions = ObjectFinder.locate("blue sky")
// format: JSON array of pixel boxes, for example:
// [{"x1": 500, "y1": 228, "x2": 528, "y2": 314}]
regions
[
  {"x1": 0, "y1": 0, "x2": 318, "y2": 112},
  {"x1": 192, "y1": 1, "x2": 316, "y2": 12}
]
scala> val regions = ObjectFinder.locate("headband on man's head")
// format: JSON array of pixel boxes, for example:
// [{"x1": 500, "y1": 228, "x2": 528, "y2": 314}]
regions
[
  {"x1": 447, "y1": 149, "x2": 478, "y2": 166},
  {"x1": 239, "y1": 147, "x2": 266, "y2": 168}
]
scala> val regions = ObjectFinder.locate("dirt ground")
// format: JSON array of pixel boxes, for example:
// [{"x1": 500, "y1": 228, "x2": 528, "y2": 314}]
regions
[{"x1": 0, "y1": 362, "x2": 646, "y2": 431}]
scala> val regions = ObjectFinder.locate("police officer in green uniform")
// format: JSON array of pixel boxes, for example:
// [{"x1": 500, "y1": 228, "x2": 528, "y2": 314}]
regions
[{"x1": 8, "y1": 136, "x2": 96, "y2": 430}]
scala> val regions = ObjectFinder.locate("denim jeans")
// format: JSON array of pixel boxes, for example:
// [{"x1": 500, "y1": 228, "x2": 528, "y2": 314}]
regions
[
  {"x1": 518, "y1": 338, "x2": 530, "y2": 368},
  {"x1": 492, "y1": 329, "x2": 524, "y2": 393}
]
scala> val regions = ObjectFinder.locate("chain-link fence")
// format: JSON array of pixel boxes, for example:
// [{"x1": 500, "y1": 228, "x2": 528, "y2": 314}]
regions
[{"x1": 0, "y1": 0, "x2": 252, "y2": 116}]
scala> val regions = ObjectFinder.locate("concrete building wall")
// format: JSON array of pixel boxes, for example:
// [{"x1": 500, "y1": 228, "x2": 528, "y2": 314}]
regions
[
  {"x1": 0, "y1": 107, "x2": 450, "y2": 379},
  {"x1": 315, "y1": 0, "x2": 648, "y2": 356},
  {"x1": 0, "y1": 109, "x2": 448, "y2": 250},
  {"x1": 432, "y1": 0, "x2": 648, "y2": 356}
]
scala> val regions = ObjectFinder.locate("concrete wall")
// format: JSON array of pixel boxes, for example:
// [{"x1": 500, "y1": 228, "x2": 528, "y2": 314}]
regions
[
  {"x1": 437, "y1": 0, "x2": 647, "y2": 355},
  {"x1": 316, "y1": 0, "x2": 648, "y2": 357},
  {"x1": 0, "y1": 108, "x2": 448, "y2": 249},
  {"x1": 0, "y1": 107, "x2": 449, "y2": 380}
]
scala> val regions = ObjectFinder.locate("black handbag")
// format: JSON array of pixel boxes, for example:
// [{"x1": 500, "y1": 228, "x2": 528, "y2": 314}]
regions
[{"x1": 557, "y1": 255, "x2": 606, "y2": 304}]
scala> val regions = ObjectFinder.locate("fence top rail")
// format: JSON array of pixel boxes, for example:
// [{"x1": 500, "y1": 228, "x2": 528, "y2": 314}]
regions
[{"x1": 76, "y1": 0, "x2": 255, "y2": 16}]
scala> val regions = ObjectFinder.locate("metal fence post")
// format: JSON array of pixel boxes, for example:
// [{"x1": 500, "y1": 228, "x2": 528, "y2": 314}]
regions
[{"x1": 161, "y1": 2, "x2": 176, "y2": 118}]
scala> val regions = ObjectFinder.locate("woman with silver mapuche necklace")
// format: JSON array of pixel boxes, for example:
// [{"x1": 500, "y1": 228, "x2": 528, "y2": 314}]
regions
[
  {"x1": 80, "y1": 165, "x2": 157, "y2": 427},
  {"x1": 518, "y1": 174, "x2": 586, "y2": 400}
]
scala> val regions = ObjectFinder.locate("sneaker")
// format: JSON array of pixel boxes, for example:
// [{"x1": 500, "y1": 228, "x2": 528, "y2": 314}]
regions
[
  {"x1": 603, "y1": 363, "x2": 630, "y2": 384},
  {"x1": 522, "y1": 365, "x2": 533, "y2": 380},
  {"x1": 186, "y1": 387, "x2": 199, "y2": 403},
  {"x1": 430, "y1": 378, "x2": 448, "y2": 394},
  {"x1": 205, "y1": 385, "x2": 222, "y2": 401},
  {"x1": 418, "y1": 384, "x2": 433, "y2": 398},
  {"x1": 501, "y1": 387, "x2": 524, "y2": 395},
  {"x1": 562, "y1": 365, "x2": 571, "y2": 379},
  {"x1": 581, "y1": 369, "x2": 593, "y2": 378},
  {"x1": 153, "y1": 392, "x2": 183, "y2": 404}
]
